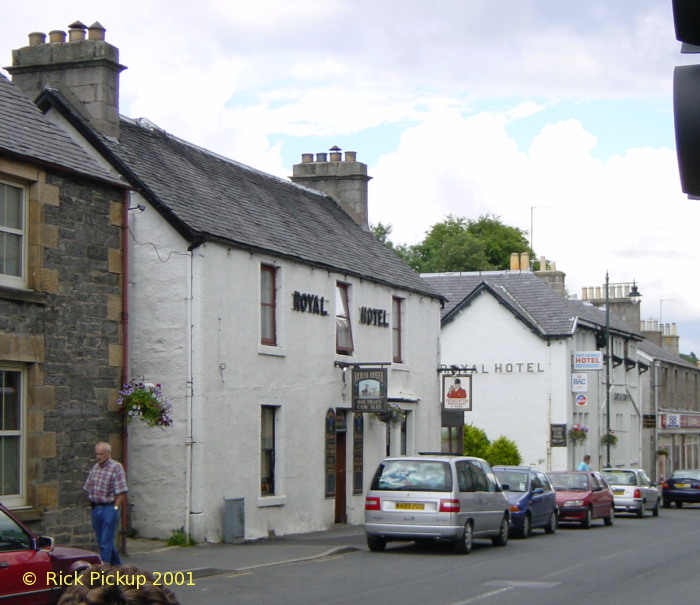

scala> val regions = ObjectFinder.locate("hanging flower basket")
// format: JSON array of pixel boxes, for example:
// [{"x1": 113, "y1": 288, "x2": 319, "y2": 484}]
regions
[
  {"x1": 600, "y1": 432, "x2": 618, "y2": 446},
  {"x1": 656, "y1": 447, "x2": 670, "y2": 457},
  {"x1": 119, "y1": 382, "x2": 173, "y2": 427},
  {"x1": 372, "y1": 403, "x2": 407, "y2": 424},
  {"x1": 568, "y1": 424, "x2": 588, "y2": 443}
]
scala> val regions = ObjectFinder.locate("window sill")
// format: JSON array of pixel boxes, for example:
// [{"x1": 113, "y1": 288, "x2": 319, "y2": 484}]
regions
[
  {"x1": 0, "y1": 285, "x2": 48, "y2": 305},
  {"x1": 258, "y1": 495, "x2": 286, "y2": 507},
  {"x1": 258, "y1": 345, "x2": 287, "y2": 357},
  {"x1": 392, "y1": 362, "x2": 410, "y2": 372}
]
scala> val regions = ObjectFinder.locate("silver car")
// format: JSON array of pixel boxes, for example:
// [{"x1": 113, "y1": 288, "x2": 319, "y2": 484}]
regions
[
  {"x1": 602, "y1": 468, "x2": 660, "y2": 518},
  {"x1": 364, "y1": 454, "x2": 510, "y2": 554}
]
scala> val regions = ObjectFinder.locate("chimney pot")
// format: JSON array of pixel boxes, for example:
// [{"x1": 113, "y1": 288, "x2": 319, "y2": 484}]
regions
[
  {"x1": 88, "y1": 22, "x2": 106, "y2": 40},
  {"x1": 49, "y1": 30, "x2": 66, "y2": 43},
  {"x1": 301, "y1": 153, "x2": 314, "y2": 163},
  {"x1": 28, "y1": 32, "x2": 46, "y2": 46},
  {"x1": 68, "y1": 20, "x2": 87, "y2": 42},
  {"x1": 329, "y1": 151, "x2": 342, "y2": 162},
  {"x1": 316, "y1": 152, "x2": 328, "y2": 162},
  {"x1": 344, "y1": 151, "x2": 357, "y2": 162}
]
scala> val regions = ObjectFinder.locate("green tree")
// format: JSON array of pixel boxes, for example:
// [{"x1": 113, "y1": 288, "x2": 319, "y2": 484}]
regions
[
  {"x1": 463, "y1": 424, "x2": 490, "y2": 458},
  {"x1": 680, "y1": 351, "x2": 698, "y2": 365},
  {"x1": 485, "y1": 436, "x2": 522, "y2": 466},
  {"x1": 371, "y1": 214, "x2": 533, "y2": 273}
]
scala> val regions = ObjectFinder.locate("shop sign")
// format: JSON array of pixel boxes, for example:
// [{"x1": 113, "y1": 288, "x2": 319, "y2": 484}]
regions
[
  {"x1": 573, "y1": 352, "x2": 603, "y2": 370},
  {"x1": 352, "y1": 368, "x2": 387, "y2": 413},
  {"x1": 551, "y1": 424, "x2": 567, "y2": 447},
  {"x1": 572, "y1": 373, "x2": 588, "y2": 392},
  {"x1": 442, "y1": 374, "x2": 472, "y2": 411}
]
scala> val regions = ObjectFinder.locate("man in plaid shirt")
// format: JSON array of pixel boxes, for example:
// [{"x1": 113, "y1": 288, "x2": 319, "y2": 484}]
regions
[{"x1": 83, "y1": 442, "x2": 128, "y2": 564}]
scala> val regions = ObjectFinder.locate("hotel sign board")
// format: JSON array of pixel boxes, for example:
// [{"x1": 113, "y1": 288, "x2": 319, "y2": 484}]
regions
[
  {"x1": 573, "y1": 352, "x2": 603, "y2": 370},
  {"x1": 352, "y1": 368, "x2": 387, "y2": 413}
]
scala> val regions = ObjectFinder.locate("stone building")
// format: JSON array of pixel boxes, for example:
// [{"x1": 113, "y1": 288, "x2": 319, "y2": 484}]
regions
[
  {"x1": 7, "y1": 22, "x2": 443, "y2": 541},
  {"x1": 0, "y1": 71, "x2": 126, "y2": 545},
  {"x1": 422, "y1": 269, "x2": 644, "y2": 472}
]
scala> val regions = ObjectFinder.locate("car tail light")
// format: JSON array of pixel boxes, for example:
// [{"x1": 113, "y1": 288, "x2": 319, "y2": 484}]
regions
[
  {"x1": 365, "y1": 497, "x2": 380, "y2": 511},
  {"x1": 633, "y1": 489, "x2": 641, "y2": 498},
  {"x1": 662, "y1": 481, "x2": 669, "y2": 489},
  {"x1": 439, "y1": 499, "x2": 460, "y2": 513}
]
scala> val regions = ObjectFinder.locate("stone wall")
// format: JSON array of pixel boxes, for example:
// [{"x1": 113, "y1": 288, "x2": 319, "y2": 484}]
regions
[{"x1": 0, "y1": 162, "x2": 124, "y2": 548}]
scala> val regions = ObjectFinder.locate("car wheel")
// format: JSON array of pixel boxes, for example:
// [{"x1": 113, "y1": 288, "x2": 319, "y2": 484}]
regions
[
  {"x1": 517, "y1": 514, "x2": 531, "y2": 539},
  {"x1": 677, "y1": 501, "x2": 683, "y2": 508},
  {"x1": 603, "y1": 506, "x2": 614, "y2": 526},
  {"x1": 366, "y1": 535, "x2": 386, "y2": 552},
  {"x1": 544, "y1": 510, "x2": 558, "y2": 534},
  {"x1": 492, "y1": 515, "x2": 509, "y2": 546},
  {"x1": 652, "y1": 501, "x2": 660, "y2": 517},
  {"x1": 453, "y1": 522, "x2": 473, "y2": 554},
  {"x1": 581, "y1": 507, "x2": 592, "y2": 529},
  {"x1": 663, "y1": 499, "x2": 671, "y2": 509},
  {"x1": 636, "y1": 502, "x2": 646, "y2": 519}
]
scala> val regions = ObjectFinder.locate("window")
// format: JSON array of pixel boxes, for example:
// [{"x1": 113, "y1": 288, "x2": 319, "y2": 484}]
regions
[
  {"x1": 260, "y1": 406, "x2": 276, "y2": 496},
  {"x1": 260, "y1": 265, "x2": 277, "y2": 345},
  {"x1": 335, "y1": 282, "x2": 353, "y2": 355},
  {"x1": 0, "y1": 181, "x2": 25, "y2": 287},
  {"x1": 392, "y1": 297, "x2": 403, "y2": 363},
  {"x1": 1, "y1": 369, "x2": 23, "y2": 505}
]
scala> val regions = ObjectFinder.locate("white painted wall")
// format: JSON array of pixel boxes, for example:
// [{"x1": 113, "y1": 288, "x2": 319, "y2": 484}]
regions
[
  {"x1": 126, "y1": 203, "x2": 441, "y2": 541},
  {"x1": 440, "y1": 290, "x2": 642, "y2": 473}
]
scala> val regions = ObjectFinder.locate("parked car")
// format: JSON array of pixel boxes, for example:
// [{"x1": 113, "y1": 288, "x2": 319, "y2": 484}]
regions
[
  {"x1": 364, "y1": 454, "x2": 511, "y2": 554},
  {"x1": 0, "y1": 502, "x2": 101, "y2": 604},
  {"x1": 662, "y1": 469, "x2": 700, "y2": 508},
  {"x1": 492, "y1": 466, "x2": 558, "y2": 538},
  {"x1": 602, "y1": 468, "x2": 660, "y2": 518},
  {"x1": 547, "y1": 470, "x2": 615, "y2": 528}
]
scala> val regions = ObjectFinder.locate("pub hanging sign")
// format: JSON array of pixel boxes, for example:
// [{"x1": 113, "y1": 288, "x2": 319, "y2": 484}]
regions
[{"x1": 352, "y1": 367, "x2": 388, "y2": 413}]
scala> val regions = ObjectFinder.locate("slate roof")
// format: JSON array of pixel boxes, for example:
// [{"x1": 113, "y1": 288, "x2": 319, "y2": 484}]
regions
[
  {"x1": 421, "y1": 271, "x2": 641, "y2": 339},
  {"x1": 638, "y1": 338, "x2": 698, "y2": 370},
  {"x1": 0, "y1": 75, "x2": 123, "y2": 186},
  {"x1": 36, "y1": 89, "x2": 439, "y2": 299}
]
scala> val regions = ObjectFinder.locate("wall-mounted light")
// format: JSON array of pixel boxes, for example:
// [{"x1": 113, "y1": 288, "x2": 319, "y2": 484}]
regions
[{"x1": 128, "y1": 204, "x2": 146, "y2": 212}]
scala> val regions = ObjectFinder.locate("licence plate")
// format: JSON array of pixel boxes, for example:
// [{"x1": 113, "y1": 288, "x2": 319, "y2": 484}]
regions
[
  {"x1": 613, "y1": 489, "x2": 624, "y2": 495},
  {"x1": 395, "y1": 502, "x2": 425, "y2": 510},
  {"x1": 676, "y1": 483, "x2": 691, "y2": 488}
]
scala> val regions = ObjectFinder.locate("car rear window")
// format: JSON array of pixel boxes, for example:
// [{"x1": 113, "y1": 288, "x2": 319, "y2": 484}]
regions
[
  {"x1": 671, "y1": 469, "x2": 700, "y2": 480},
  {"x1": 494, "y1": 471, "x2": 529, "y2": 492},
  {"x1": 550, "y1": 473, "x2": 590, "y2": 491},
  {"x1": 603, "y1": 471, "x2": 637, "y2": 486},
  {"x1": 371, "y1": 460, "x2": 452, "y2": 492}
]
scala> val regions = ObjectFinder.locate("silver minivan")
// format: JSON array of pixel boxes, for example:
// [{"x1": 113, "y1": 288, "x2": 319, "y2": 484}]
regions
[{"x1": 364, "y1": 454, "x2": 510, "y2": 553}]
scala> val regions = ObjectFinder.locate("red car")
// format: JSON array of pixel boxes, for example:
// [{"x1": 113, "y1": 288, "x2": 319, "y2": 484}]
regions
[
  {"x1": 547, "y1": 471, "x2": 615, "y2": 528},
  {"x1": 0, "y1": 502, "x2": 101, "y2": 604}
]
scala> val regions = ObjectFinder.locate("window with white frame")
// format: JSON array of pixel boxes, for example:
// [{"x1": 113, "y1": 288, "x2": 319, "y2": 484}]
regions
[
  {"x1": 260, "y1": 265, "x2": 277, "y2": 346},
  {"x1": 0, "y1": 368, "x2": 23, "y2": 506},
  {"x1": 0, "y1": 181, "x2": 26, "y2": 288},
  {"x1": 335, "y1": 282, "x2": 353, "y2": 355},
  {"x1": 261, "y1": 406, "x2": 276, "y2": 496}
]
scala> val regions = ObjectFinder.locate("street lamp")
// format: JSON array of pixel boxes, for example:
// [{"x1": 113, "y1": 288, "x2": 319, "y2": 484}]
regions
[{"x1": 604, "y1": 276, "x2": 642, "y2": 467}]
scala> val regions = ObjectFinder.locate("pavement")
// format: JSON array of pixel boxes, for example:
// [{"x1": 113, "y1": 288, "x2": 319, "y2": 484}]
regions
[{"x1": 122, "y1": 524, "x2": 367, "y2": 579}]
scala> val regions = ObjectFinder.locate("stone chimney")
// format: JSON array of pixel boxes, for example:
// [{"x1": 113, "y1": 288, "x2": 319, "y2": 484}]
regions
[
  {"x1": 290, "y1": 147, "x2": 372, "y2": 230},
  {"x1": 581, "y1": 282, "x2": 642, "y2": 333},
  {"x1": 534, "y1": 256, "x2": 566, "y2": 296},
  {"x1": 6, "y1": 21, "x2": 126, "y2": 138}
]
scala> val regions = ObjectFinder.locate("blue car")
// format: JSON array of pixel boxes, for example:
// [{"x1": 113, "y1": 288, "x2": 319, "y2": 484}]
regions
[
  {"x1": 493, "y1": 466, "x2": 558, "y2": 538},
  {"x1": 662, "y1": 469, "x2": 700, "y2": 508}
]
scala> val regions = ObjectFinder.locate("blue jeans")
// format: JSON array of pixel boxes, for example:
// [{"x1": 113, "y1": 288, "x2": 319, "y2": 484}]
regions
[{"x1": 91, "y1": 504, "x2": 122, "y2": 565}]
